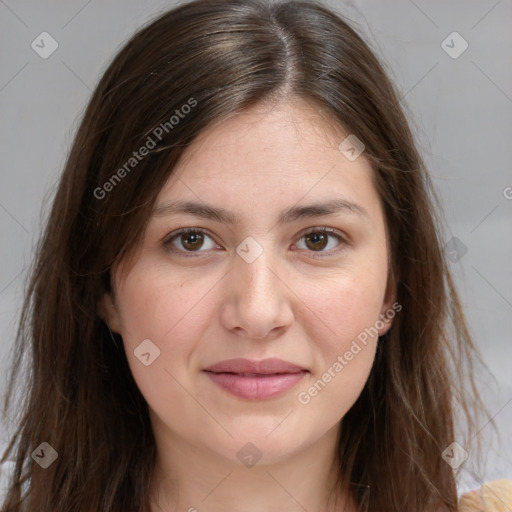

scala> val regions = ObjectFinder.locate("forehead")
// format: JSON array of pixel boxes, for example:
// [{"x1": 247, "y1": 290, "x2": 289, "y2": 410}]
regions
[{"x1": 158, "y1": 99, "x2": 378, "y2": 207}]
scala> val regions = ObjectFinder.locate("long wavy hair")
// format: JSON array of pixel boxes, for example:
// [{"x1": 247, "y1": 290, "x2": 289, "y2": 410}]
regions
[{"x1": 1, "y1": 0, "x2": 491, "y2": 510}]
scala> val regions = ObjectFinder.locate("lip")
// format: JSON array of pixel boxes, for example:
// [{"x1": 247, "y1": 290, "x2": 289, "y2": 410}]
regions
[
  {"x1": 203, "y1": 358, "x2": 308, "y2": 400},
  {"x1": 204, "y1": 357, "x2": 306, "y2": 374}
]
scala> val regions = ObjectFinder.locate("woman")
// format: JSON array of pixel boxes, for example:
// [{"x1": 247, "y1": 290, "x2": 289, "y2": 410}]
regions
[{"x1": 0, "y1": 0, "x2": 506, "y2": 510}]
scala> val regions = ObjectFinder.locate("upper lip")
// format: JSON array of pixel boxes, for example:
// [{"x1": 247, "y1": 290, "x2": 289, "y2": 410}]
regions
[{"x1": 203, "y1": 358, "x2": 307, "y2": 375}]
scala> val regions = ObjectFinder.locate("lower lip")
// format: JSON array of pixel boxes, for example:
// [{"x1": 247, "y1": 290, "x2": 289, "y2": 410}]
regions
[{"x1": 204, "y1": 371, "x2": 307, "y2": 400}]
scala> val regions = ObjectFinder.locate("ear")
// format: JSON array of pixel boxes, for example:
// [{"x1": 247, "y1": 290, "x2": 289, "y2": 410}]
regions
[
  {"x1": 97, "y1": 293, "x2": 122, "y2": 334},
  {"x1": 377, "y1": 270, "x2": 398, "y2": 337}
]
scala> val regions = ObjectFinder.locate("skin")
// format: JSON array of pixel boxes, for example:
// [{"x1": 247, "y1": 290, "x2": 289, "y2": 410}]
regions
[{"x1": 100, "y1": 98, "x2": 396, "y2": 512}]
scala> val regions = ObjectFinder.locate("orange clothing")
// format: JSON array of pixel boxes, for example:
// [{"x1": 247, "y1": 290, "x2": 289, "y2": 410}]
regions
[{"x1": 459, "y1": 480, "x2": 512, "y2": 511}]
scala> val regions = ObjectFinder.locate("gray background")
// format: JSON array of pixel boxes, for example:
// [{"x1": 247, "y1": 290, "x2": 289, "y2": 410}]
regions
[{"x1": 1, "y1": 0, "x2": 511, "y2": 497}]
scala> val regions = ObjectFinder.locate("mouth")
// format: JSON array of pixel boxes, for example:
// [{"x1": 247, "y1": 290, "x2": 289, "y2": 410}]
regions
[{"x1": 202, "y1": 358, "x2": 309, "y2": 400}]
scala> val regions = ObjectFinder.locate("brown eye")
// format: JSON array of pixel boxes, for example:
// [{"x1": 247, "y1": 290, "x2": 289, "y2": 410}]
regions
[
  {"x1": 304, "y1": 231, "x2": 329, "y2": 251},
  {"x1": 163, "y1": 226, "x2": 346, "y2": 259},
  {"x1": 295, "y1": 227, "x2": 346, "y2": 257},
  {"x1": 180, "y1": 231, "x2": 205, "y2": 251},
  {"x1": 164, "y1": 228, "x2": 217, "y2": 256}
]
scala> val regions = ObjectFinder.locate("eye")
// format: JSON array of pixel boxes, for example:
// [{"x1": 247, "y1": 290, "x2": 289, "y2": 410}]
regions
[
  {"x1": 163, "y1": 228, "x2": 218, "y2": 257},
  {"x1": 294, "y1": 227, "x2": 347, "y2": 258},
  {"x1": 163, "y1": 226, "x2": 347, "y2": 258}
]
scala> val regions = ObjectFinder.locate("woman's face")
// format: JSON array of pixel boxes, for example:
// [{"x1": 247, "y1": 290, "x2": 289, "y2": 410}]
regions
[{"x1": 102, "y1": 99, "x2": 396, "y2": 466}]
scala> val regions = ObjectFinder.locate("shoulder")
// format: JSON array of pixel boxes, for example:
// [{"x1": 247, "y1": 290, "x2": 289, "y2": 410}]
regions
[{"x1": 458, "y1": 480, "x2": 512, "y2": 512}]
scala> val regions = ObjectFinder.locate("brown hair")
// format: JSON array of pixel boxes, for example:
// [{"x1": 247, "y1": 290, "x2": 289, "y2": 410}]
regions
[{"x1": 1, "y1": 0, "x2": 492, "y2": 510}]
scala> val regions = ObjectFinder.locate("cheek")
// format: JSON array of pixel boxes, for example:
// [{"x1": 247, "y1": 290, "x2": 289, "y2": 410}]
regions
[
  {"x1": 116, "y1": 264, "x2": 212, "y2": 346},
  {"x1": 295, "y1": 271, "x2": 385, "y2": 420},
  {"x1": 114, "y1": 264, "x2": 219, "y2": 398},
  {"x1": 297, "y1": 336, "x2": 377, "y2": 429},
  {"x1": 304, "y1": 267, "x2": 386, "y2": 352}
]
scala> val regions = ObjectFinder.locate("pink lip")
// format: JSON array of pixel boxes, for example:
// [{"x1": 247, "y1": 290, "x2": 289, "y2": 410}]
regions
[{"x1": 203, "y1": 358, "x2": 308, "y2": 400}]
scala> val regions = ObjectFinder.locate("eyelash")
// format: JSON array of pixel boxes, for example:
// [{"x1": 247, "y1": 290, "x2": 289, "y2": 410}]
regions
[{"x1": 162, "y1": 226, "x2": 348, "y2": 259}]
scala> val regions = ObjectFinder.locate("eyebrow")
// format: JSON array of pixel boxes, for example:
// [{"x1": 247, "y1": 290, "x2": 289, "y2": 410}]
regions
[{"x1": 152, "y1": 198, "x2": 369, "y2": 225}]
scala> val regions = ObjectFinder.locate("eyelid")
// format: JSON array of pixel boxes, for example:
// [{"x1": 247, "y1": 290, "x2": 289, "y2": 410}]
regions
[{"x1": 162, "y1": 226, "x2": 348, "y2": 257}]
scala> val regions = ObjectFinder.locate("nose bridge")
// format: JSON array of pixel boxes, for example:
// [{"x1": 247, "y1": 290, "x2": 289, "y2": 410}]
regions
[
  {"x1": 234, "y1": 234, "x2": 278, "y2": 300},
  {"x1": 222, "y1": 234, "x2": 291, "y2": 338}
]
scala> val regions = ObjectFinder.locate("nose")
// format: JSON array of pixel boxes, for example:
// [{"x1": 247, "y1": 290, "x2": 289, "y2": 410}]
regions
[{"x1": 219, "y1": 243, "x2": 294, "y2": 340}]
